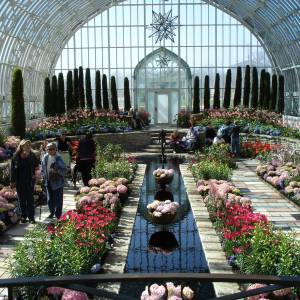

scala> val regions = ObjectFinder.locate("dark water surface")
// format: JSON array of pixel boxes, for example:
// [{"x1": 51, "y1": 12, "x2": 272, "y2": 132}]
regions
[{"x1": 119, "y1": 158, "x2": 215, "y2": 299}]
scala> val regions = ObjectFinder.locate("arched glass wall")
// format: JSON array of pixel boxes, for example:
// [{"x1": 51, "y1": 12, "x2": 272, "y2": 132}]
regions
[
  {"x1": 134, "y1": 47, "x2": 192, "y2": 124},
  {"x1": 54, "y1": 0, "x2": 272, "y2": 119}
]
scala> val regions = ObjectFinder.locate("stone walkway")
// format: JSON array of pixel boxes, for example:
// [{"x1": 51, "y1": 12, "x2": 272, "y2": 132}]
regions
[
  {"x1": 232, "y1": 159, "x2": 300, "y2": 239},
  {"x1": 0, "y1": 182, "x2": 78, "y2": 299}
]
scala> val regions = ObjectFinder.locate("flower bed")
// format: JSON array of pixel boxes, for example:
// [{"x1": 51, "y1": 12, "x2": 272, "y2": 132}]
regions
[
  {"x1": 191, "y1": 108, "x2": 300, "y2": 139},
  {"x1": 256, "y1": 160, "x2": 300, "y2": 206},
  {"x1": 241, "y1": 140, "x2": 281, "y2": 158},
  {"x1": 25, "y1": 110, "x2": 134, "y2": 141},
  {"x1": 196, "y1": 178, "x2": 300, "y2": 298}
]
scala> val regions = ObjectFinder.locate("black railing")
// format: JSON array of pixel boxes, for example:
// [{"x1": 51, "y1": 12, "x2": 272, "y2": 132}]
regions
[{"x1": 1, "y1": 273, "x2": 300, "y2": 300}]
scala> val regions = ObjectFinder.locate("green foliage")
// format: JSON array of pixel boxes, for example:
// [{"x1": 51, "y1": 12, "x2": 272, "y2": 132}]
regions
[
  {"x1": 111, "y1": 76, "x2": 119, "y2": 111},
  {"x1": 92, "y1": 144, "x2": 135, "y2": 180},
  {"x1": 66, "y1": 70, "x2": 73, "y2": 112},
  {"x1": 236, "y1": 225, "x2": 300, "y2": 276},
  {"x1": 193, "y1": 76, "x2": 200, "y2": 113},
  {"x1": 57, "y1": 73, "x2": 65, "y2": 115},
  {"x1": 79, "y1": 66, "x2": 85, "y2": 109},
  {"x1": 270, "y1": 74, "x2": 277, "y2": 111},
  {"x1": 278, "y1": 75, "x2": 284, "y2": 113},
  {"x1": 11, "y1": 68, "x2": 25, "y2": 138},
  {"x1": 223, "y1": 69, "x2": 231, "y2": 108},
  {"x1": 204, "y1": 75, "x2": 210, "y2": 110},
  {"x1": 259, "y1": 69, "x2": 266, "y2": 108},
  {"x1": 124, "y1": 77, "x2": 131, "y2": 111},
  {"x1": 213, "y1": 73, "x2": 220, "y2": 109},
  {"x1": 243, "y1": 65, "x2": 250, "y2": 108},
  {"x1": 191, "y1": 159, "x2": 231, "y2": 181},
  {"x1": 51, "y1": 75, "x2": 58, "y2": 116},
  {"x1": 85, "y1": 68, "x2": 93, "y2": 110},
  {"x1": 0, "y1": 127, "x2": 5, "y2": 146},
  {"x1": 233, "y1": 66, "x2": 242, "y2": 107},
  {"x1": 95, "y1": 70, "x2": 102, "y2": 109},
  {"x1": 43, "y1": 76, "x2": 51, "y2": 116},
  {"x1": 73, "y1": 68, "x2": 79, "y2": 109},
  {"x1": 251, "y1": 67, "x2": 258, "y2": 108},
  {"x1": 102, "y1": 74, "x2": 109, "y2": 110},
  {"x1": 264, "y1": 72, "x2": 270, "y2": 109},
  {"x1": 206, "y1": 143, "x2": 236, "y2": 168}
]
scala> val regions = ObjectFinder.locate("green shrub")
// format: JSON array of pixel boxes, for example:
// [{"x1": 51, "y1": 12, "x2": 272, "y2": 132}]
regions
[
  {"x1": 79, "y1": 66, "x2": 85, "y2": 109},
  {"x1": 11, "y1": 68, "x2": 25, "y2": 138},
  {"x1": 86, "y1": 68, "x2": 93, "y2": 110},
  {"x1": 236, "y1": 225, "x2": 300, "y2": 276},
  {"x1": 206, "y1": 143, "x2": 236, "y2": 168},
  {"x1": 111, "y1": 76, "x2": 119, "y2": 111},
  {"x1": 124, "y1": 77, "x2": 131, "y2": 111},
  {"x1": 213, "y1": 73, "x2": 220, "y2": 109},
  {"x1": 193, "y1": 76, "x2": 200, "y2": 113},
  {"x1": 95, "y1": 70, "x2": 102, "y2": 109},
  {"x1": 191, "y1": 159, "x2": 231, "y2": 180},
  {"x1": 223, "y1": 69, "x2": 231, "y2": 108},
  {"x1": 204, "y1": 75, "x2": 210, "y2": 110},
  {"x1": 102, "y1": 74, "x2": 109, "y2": 110}
]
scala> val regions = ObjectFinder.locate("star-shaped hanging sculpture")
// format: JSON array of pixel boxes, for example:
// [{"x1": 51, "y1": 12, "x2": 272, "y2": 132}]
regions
[
  {"x1": 149, "y1": 10, "x2": 179, "y2": 43},
  {"x1": 156, "y1": 53, "x2": 170, "y2": 67}
]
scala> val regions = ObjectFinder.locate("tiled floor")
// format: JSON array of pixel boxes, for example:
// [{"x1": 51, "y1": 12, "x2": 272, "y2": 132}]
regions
[{"x1": 232, "y1": 159, "x2": 300, "y2": 238}]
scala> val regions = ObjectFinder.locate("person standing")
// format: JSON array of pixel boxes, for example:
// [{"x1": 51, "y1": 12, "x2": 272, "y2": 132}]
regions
[
  {"x1": 41, "y1": 142, "x2": 66, "y2": 219},
  {"x1": 231, "y1": 121, "x2": 240, "y2": 157},
  {"x1": 77, "y1": 132, "x2": 96, "y2": 186},
  {"x1": 10, "y1": 140, "x2": 39, "y2": 224},
  {"x1": 56, "y1": 131, "x2": 71, "y2": 168}
]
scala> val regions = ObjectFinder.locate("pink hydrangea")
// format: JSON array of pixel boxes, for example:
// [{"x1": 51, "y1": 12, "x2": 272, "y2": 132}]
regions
[
  {"x1": 246, "y1": 283, "x2": 269, "y2": 300},
  {"x1": 61, "y1": 289, "x2": 89, "y2": 300},
  {"x1": 117, "y1": 184, "x2": 128, "y2": 194},
  {"x1": 47, "y1": 287, "x2": 65, "y2": 296}
]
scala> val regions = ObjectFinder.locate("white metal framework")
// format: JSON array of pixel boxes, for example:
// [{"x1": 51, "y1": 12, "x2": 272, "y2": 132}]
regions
[{"x1": 0, "y1": 0, "x2": 299, "y2": 121}]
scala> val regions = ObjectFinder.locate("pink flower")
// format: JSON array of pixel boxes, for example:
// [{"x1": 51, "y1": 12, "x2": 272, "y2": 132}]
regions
[
  {"x1": 47, "y1": 287, "x2": 65, "y2": 296},
  {"x1": 61, "y1": 289, "x2": 89, "y2": 300},
  {"x1": 246, "y1": 283, "x2": 269, "y2": 300}
]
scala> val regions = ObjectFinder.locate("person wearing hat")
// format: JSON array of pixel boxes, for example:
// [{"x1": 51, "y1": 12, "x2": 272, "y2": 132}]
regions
[
  {"x1": 41, "y1": 142, "x2": 67, "y2": 219},
  {"x1": 10, "y1": 140, "x2": 40, "y2": 224},
  {"x1": 76, "y1": 131, "x2": 96, "y2": 186}
]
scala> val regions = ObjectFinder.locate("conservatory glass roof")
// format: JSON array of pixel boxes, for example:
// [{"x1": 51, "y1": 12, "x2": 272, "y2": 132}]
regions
[{"x1": 0, "y1": 0, "x2": 299, "y2": 114}]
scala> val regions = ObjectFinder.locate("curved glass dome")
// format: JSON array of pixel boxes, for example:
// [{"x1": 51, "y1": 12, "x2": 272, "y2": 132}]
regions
[
  {"x1": 0, "y1": 0, "x2": 299, "y2": 121},
  {"x1": 134, "y1": 47, "x2": 192, "y2": 124}
]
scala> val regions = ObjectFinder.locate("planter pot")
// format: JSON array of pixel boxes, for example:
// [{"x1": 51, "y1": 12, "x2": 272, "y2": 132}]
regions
[
  {"x1": 155, "y1": 176, "x2": 173, "y2": 185},
  {"x1": 149, "y1": 211, "x2": 176, "y2": 225}
]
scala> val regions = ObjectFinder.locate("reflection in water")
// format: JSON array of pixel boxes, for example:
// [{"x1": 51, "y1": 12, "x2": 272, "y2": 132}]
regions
[
  {"x1": 154, "y1": 187, "x2": 174, "y2": 201},
  {"x1": 120, "y1": 159, "x2": 215, "y2": 299},
  {"x1": 149, "y1": 231, "x2": 179, "y2": 254},
  {"x1": 125, "y1": 159, "x2": 208, "y2": 273}
]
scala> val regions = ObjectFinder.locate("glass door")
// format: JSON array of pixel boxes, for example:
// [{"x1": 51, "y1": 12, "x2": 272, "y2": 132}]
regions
[{"x1": 156, "y1": 93, "x2": 169, "y2": 123}]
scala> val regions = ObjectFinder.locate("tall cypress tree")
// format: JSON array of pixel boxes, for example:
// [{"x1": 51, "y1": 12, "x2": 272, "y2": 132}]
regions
[
  {"x1": 73, "y1": 68, "x2": 79, "y2": 109},
  {"x1": 111, "y1": 76, "x2": 119, "y2": 111},
  {"x1": 233, "y1": 67, "x2": 242, "y2": 107},
  {"x1": 58, "y1": 73, "x2": 65, "y2": 115},
  {"x1": 102, "y1": 74, "x2": 109, "y2": 110},
  {"x1": 124, "y1": 77, "x2": 131, "y2": 111},
  {"x1": 213, "y1": 73, "x2": 220, "y2": 109},
  {"x1": 51, "y1": 75, "x2": 58, "y2": 116},
  {"x1": 193, "y1": 76, "x2": 200, "y2": 113},
  {"x1": 264, "y1": 72, "x2": 271, "y2": 109},
  {"x1": 259, "y1": 69, "x2": 266, "y2": 108},
  {"x1": 243, "y1": 65, "x2": 250, "y2": 108},
  {"x1": 223, "y1": 69, "x2": 231, "y2": 109},
  {"x1": 86, "y1": 68, "x2": 93, "y2": 110},
  {"x1": 204, "y1": 75, "x2": 210, "y2": 110},
  {"x1": 11, "y1": 69, "x2": 26, "y2": 138},
  {"x1": 44, "y1": 77, "x2": 51, "y2": 116},
  {"x1": 95, "y1": 70, "x2": 102, "y2": 110},
  {"x1": 66, "y1": 70, "x2": 73, "y2": 112},
  {"x1": 278, "y1": 75, "x2": 285, "y2": 113},
  {"x1": 270, "y1": 74, "x2": 278, "y2": 111},
  {"x1": 251, "y1": 67, "x2": 258, "y2": 109},
  {"x1": 79, "y1": 66, "x2": 85, "y2": 109}
]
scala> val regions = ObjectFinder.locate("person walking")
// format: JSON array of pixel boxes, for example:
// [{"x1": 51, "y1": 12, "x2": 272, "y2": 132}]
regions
[
  {"x1": 41, "y1": 142, "x2": 66, "y2": 219},
  {"x1": 77, "y1": 132, "x2": 96, "y2": 186},
  {"x1": 231, "y1": 120, "x2": 240, "y2": 157},
  {"x1": 10, "y1": 140, "x2": 39, "y2": 224}
]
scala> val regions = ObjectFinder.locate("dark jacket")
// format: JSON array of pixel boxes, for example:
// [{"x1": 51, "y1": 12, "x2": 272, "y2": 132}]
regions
[
  {"x1": 11, "y1": 152, "x2": 39, "y2": 186},
  {"x1": 77, "y1": 138, "x2": 96, "y2": 161}
]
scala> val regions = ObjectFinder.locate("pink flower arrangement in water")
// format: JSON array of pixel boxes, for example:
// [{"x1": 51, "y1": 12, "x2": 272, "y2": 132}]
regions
[{"x1": 147, "y1": 200, "x2": 179, "y2": 217}]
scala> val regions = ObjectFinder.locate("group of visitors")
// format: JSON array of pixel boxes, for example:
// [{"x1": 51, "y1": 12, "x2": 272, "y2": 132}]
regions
[
  {"x1": 169, "y1": 121, "x2": 201, "y2": 152},
  {"x1": 204, "y1": 120, "x2": 240, "y2": 156},
  {"x1": 10, "y1": 132, "x2": 96, "y2": 224}
]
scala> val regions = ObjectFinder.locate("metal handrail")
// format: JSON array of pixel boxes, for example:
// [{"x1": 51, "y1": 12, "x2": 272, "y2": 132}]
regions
[{"x1": 1, "y1": 273, "x2": 300, "y2": 300}]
